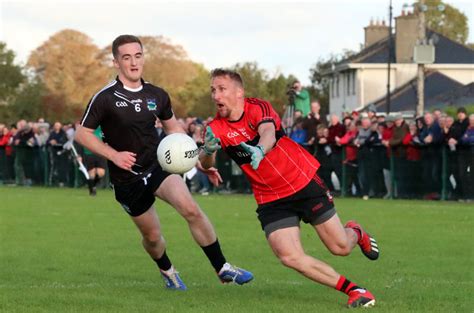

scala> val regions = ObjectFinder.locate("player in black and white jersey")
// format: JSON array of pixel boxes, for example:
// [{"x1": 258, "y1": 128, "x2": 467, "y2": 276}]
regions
[{"x1": 75, "y1": 35, "x2": 253, "y2": 290}]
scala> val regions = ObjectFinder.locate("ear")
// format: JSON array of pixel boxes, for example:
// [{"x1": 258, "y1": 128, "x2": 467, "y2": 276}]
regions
[
  {"x1": 236, "y1": 86, "x2": 244, "y2": 99},
  {"x1": 112, "y1": 58, "x2": 119, "y2": 69}
]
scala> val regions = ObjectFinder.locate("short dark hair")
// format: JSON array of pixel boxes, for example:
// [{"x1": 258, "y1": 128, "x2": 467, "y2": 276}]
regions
[
  {"x1": 210, "y1": 68, "x2": 244, "y2": 88},
  {"x1": 112, "y1": 35, "x2": 143, "y2": 58}
]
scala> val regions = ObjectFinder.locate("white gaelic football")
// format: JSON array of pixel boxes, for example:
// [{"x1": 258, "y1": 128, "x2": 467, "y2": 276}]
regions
[{"x1": 157, "y1": 133, "x2": 199, "y2": 174}]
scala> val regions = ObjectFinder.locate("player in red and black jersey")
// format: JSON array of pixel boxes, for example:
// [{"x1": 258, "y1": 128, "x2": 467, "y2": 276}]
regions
[
  {"x1": 75, "y1": 35, "x2": 253, "y2": 290},
  {"x1": 200, "y1": 69, "x2": 380, "y2": 308}
]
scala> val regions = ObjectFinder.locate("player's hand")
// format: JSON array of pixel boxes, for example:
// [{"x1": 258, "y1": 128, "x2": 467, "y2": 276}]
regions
[
  {"x1": 200, "y1": 167, "x2": 223, "y2": 186},
  {"x1": 239, "y1": 142, "x2": 264, "y2": 170},
  {"x1": 203, "y1": 126, "x2": 221, "y2": 155},
  {"x1": 112, "y1": 151, "x2": 137, "y2": 171}
]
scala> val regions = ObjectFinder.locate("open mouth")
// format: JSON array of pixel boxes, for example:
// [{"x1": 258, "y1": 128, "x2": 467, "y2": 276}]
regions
[{"x1": 216, "y1": 103, "x2": 224, "y2": 108}]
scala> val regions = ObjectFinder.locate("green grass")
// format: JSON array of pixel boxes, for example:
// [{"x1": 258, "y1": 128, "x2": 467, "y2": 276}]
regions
[{"x1": 0, "y1": 187, "x2": 472, "y2": 313}]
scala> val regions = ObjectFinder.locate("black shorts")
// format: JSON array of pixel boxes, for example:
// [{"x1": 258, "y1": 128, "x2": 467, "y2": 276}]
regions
[
  {"x1": 84, "y1": 154, "x2": 107, "y2": 171},
  {"x1": 256, "y1": 174, "x2": 336, "y2": 237},
  {"x1": 113, "y1": 166, "x2": 172, "y2": 217}
]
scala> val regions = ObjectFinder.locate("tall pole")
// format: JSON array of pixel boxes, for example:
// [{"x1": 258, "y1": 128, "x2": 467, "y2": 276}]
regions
[
  {"x1": 386, "y1": 0, "x2": 393, "y2": 114},
  {"x1": 416, "y1": 0, "x2": 426, "y2": 117}
]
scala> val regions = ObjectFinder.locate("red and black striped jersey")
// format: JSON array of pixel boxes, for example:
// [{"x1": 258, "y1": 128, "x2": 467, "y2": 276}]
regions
[{"x1": 208, "y1": 98, "x2": 320, "y2": 204}]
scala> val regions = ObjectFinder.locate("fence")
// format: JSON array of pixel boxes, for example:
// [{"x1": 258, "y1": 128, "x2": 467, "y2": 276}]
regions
[{"x1": 1, "y1": 144, "x2": 472, "y2": 201}]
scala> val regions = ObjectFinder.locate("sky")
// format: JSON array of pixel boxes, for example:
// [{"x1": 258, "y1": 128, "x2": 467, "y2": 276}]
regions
[{"x1": 1, "y1": 0, "x2": 473, "y2": 85}]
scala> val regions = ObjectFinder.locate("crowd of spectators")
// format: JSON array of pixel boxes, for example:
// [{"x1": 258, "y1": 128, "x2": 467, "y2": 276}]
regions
[
  {"x1": 1, "y1": 105, "x2": 473, "y2": 201},
  {"x1": 287, "y1": 104, "x2": 474, "y2": 202}
]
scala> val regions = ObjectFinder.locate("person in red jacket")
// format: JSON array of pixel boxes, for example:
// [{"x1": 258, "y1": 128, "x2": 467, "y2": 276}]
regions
[
  {"x1": 336, "y1": 121, "x2": 360, "y2": 197},
  {"x1": 402, "y1": 122, "x2": 422, "y2": 198}
]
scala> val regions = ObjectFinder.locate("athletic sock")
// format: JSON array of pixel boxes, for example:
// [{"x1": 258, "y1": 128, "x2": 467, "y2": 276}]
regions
[
  {"x1": 349, "y1": 226, "x2": 362, "y2": 242},
  {"x1": 87, "y1": 179, "x2": 94, "y2": 193},
  {"x1": 153, "y1": 250, "x2": 172, "y2": 272},
  {"x1": 201, "y1": 239, "x2": 227, "y2": 272},
  {"x1": 335, "y1": 275, "x2": 360, "y2": 295}
]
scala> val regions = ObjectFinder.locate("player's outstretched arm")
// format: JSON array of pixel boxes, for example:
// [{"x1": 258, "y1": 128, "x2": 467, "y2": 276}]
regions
[
  {"x1": 75, "y1": 125, "x2": 136, "y2": 171},
  {"x1": 161, "y1": 115, "x2": 187, "y2": 134}
]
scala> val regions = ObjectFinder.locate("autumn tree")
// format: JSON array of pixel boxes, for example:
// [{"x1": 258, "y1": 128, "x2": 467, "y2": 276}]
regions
[
  {"x1": 424, "y1": 0, "x2": 469, "y2": 44},
  {"x1": 27, "y1": 29, "x2": 111, "y2": 119}
]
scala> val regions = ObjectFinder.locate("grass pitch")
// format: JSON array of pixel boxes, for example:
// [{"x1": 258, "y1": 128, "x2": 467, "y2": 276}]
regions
[{"x1": 0, "y1": 186, "x2": 472, "y2": 313}]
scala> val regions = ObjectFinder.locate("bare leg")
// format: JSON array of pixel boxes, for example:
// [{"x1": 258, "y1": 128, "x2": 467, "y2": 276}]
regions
[
  {"x1": 314, "y1": 213, "x2": 358, "y2": 256},
  {"x1": 155, "y1": 174, "x2": 216, "y2": 246},
  {"x1": 130, "y1": 206, "x2": 166, "y2": 259},
  {"x1": 267, "y1": 226, "x2": 340, "y2": 287}
]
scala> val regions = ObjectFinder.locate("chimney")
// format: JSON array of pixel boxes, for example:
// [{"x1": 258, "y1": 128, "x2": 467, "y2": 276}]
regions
[
  {"x1": 364, "y1": 18, "x2": 389, "y2": 48},
  {"x1": 395, "y1": 12, "x2": 420, "y2": 63}
]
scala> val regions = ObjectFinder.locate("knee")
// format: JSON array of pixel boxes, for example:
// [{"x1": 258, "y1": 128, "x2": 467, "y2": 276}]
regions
[
  {"x1": 328, "y1": 242, "x2": 351, "y2": 256},
  {"x1": 142, "y1": 229, "x2": 162, "y2": 245},
  {"x1": 279, "y1": 253, "x2": 304, "y2": 270},
  {"x1": 180, "y1": 202, "x2": 204, "y2": 222}
]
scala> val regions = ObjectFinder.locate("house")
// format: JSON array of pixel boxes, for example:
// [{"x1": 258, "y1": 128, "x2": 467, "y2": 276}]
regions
[{"x1": 325, "y1": 11, "x2": 474, "y2": 116}]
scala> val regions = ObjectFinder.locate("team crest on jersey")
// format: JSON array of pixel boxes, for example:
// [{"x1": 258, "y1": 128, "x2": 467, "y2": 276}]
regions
[{"x1": 146, "y1": 99, "x2": 157, "y2": 111}]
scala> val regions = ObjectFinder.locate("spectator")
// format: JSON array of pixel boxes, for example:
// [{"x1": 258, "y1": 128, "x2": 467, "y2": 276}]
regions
[
  {"x1": 314, "y1": 124, "x2": 333, "y2": 192},
  {"x1": 419, "y1": 112, "x2": 443, "y2": 199},
  {"x1": 327, "y1": 114, "x2": 346, "y2": 193},
  {"x1": 354, "y1": 117, "x2": 372, "y2": 200},
  {"x1": 366, "y1": 121, "x2": 386, "y2": 198},
  {"x1": 0, "y1": 124, "x2": 7, "y2": 183},
  {"x1": 384, "y1": 114, "x2": 409, "y2": 198},
  {"x1": 13, "y1": 120, "x2": 35, "y2": 186},
  {"x1": 47, "y1": 121, "x2": 69, "y2": 187},
  {"x1": 457, "y1": 113, "x2": 474, "y2": 201},
  {"x1": 403, "y1": 121, "x2": 422, "y2": 198},
  {"x1": 290, "y1": 118, "x2": 307, "y2": 146},
  {"x1": 302, "y1": 101, "x2": 322, "y2": 154},
  {"x1": 291, "y1": 80, "x2": 311, "y2": 117},
  {"x1": 381, "y1": 117, "x2": 395, "y2": 199},
  {"x1": 336, "y1": 121, "x2": 360, "y2": 196}
]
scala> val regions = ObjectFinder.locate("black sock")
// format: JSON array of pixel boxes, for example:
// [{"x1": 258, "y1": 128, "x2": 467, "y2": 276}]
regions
[
  {"x1": 201, "y1": 239, "x2": 227, "y2": 272},
  {"x1": 87, "y1": 179, "x2": 94, "y2": 192},
  {"x1": 153, "y1": 250, "x2": 172, "y2": 272},
  {"x1": 94, "y1": 175, "x2": 101, "y2": 187}
]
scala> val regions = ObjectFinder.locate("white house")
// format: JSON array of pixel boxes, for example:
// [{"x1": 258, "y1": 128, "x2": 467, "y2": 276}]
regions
[{"x1": 326, "y1": 11, "x2": 474, "y2": 116}]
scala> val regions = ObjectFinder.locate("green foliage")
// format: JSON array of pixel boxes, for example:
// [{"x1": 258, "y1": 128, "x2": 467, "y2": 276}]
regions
[
  {"x1": 442, "y1": 104, "x2": 474, "y2": 117},
  {"x1": 1, "y1": 188, "x2": 473, "y2": 312},
  {"x1": 0, "y1": 42, "x2": 25, "y2": 104},
  {"x1": 231, "y1": 62, "x2": 296, "y2": 115},
  {"x1": 425, "y1": 0, "x2": 469, "y2": 44},
  {"x1": 177, "y1": 64, "x2": 214, "y2": 118},
  {"x1": 7, "y1": 79, "x2": 46, "y2": 124}
]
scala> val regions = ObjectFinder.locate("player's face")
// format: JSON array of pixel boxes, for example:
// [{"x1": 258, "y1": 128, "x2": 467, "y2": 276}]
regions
[
  {"x1": 113, "y1": 42, "x2": 144, "y2": 85},
  {"x1": 210, "y1": 75, "x2": 243, "y2": 119}
]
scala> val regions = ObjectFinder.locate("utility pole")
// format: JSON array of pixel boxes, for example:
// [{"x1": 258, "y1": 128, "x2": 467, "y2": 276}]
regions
[
  {"x1": 386, "y1": 0, "x2": 393, "y2": 114},
  {"x1": 416, "y1": 0, "x2": 426, "y2": 117}
]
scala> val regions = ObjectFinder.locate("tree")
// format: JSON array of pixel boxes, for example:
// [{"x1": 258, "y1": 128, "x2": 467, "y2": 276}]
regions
[
  {"x1": 0, "y1": 42, "x2": 24, "y2": 105},
  {"x1": 309, "y1": 53, "x2": 349, "y2": 117},
  {"x1": 27, "y1": 29, "x2": 111, "y2": 119},
  {"x1": 424, "y1": 0, "x2": 469, "y2": 44},
  {"x1": 177, "y1": 65, "x2": 214, "y2": 118}
]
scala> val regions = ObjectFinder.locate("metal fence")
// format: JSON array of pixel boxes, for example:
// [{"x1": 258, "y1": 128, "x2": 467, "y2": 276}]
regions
[{"x1": 1, "y1": 144, "x2": 472, "y2": 201}]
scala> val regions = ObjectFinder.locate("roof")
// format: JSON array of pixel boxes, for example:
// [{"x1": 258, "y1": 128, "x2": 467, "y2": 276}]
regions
[
  {"x1": 427, "y1": 82, "x2": 474, "y2": 108},
  {"x1": 366, "y1": 71, "x2": 464, "y2": 112},
  {"x1": 337, "y1": 29, "x2": 474, "y2": 66}
]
